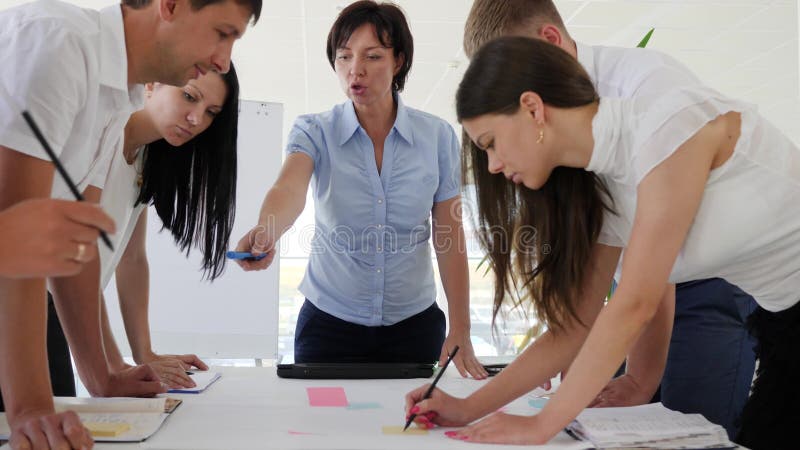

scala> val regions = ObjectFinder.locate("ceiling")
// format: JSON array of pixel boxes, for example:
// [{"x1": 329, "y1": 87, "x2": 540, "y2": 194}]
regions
[{"x1": 3, "y1": 0, "x2": 799, "y2": 144}]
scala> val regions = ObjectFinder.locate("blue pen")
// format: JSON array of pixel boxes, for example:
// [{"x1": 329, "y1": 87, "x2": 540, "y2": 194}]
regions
[{"x1": 226, "y1": 251, "x2": 268, "y2": 261}]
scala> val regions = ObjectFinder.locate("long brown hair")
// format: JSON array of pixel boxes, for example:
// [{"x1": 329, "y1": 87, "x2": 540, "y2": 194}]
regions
[{"x1": 457, "y1": 37, "x2": 613, "y2": 333}]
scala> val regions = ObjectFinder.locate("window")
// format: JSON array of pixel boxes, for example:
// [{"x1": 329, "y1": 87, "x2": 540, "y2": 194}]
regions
[{"x1": 277, "y1": 188, "x2": 539, "y2": 358}]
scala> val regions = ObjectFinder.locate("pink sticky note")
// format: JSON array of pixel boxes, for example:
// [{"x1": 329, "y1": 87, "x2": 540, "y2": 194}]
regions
[
  {"x1": 306, "y1": 387, "x2": 348, "y2": 407},
  {"x1": 288, "y1": 430, "x2": 317, "y2": 436}
]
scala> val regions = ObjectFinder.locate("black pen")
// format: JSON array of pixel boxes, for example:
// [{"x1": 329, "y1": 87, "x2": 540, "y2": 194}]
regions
[
  {"x1": 21, "y1": 111, "x2": 113, "y2": 250},
  {"x1": 403, "y1": 345, "x2": 460, "y2": 432}
]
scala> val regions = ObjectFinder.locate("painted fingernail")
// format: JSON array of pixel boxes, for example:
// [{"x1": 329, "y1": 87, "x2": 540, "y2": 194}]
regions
[
  {"x1": 445, "y1": 432, "x2": 460, "y2": 439},
  {"x1": 409, "y1": 406, "x2": 420, "y2": 414}
]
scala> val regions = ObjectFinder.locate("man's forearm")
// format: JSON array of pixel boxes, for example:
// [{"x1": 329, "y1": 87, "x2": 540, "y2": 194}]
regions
[
  {"x1": 49, "y1": 258, "x2": 111, "y2": 396},
  {"x1": 0, "y1": 278, "x2": 54, "y2": 421}
]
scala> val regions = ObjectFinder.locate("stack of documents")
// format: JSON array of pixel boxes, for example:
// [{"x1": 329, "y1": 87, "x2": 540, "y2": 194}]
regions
[
  {"x1": 0, "y1": 397, "x2": 174, "y2": 442},
  {"x1": 567, "y1": 403, "x2": 734, "y2": 449}
]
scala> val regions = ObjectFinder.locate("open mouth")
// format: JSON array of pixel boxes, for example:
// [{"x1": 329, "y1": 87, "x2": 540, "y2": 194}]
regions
[{"x1": 350, "y1": 83, "x2": 366, "y2": 95}]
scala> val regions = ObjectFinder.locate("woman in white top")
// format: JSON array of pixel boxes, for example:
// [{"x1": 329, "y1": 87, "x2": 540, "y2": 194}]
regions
[
  {"x1": 48, "y1": 67, "x2": 240, "y2": 391},
  {"x1": 405, "y1": 37, "x2": 798, "y2": 449},
  {"x1": 99, "y1": 66, "x2": 242, "y2": 386}
]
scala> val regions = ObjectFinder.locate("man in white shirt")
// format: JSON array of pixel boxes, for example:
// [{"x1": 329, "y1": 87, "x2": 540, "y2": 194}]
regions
[
  {"x1": 462, "y1": 0, "x2": 757, "y2": 441},
  {"x1": 0, "y1": 0, "x2": 260, "y2": 448}
]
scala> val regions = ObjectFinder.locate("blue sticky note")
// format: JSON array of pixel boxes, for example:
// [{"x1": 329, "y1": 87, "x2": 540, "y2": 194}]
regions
[
  {"x1": 346, "y1": 402, "x2": 382, "y2": 410},
  {"x1": 226, "y1": 251, "x2": 267, "y2": 260},
  {"x1": 529, "y1": 397, "x2": 549, "y2": 409}
]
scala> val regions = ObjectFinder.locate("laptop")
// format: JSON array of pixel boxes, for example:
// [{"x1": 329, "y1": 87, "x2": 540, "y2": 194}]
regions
[{"x1": 276, "y1": 362, "x2": 435, "y2": 379}]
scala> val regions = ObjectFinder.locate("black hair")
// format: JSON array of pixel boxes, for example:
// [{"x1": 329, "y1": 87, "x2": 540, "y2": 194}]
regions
[{"x1": 136, "y1": 63, "x2": 239, "y2": 280}]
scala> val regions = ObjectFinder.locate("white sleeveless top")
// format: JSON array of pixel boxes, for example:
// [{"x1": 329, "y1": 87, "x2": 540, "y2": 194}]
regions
[
  {"x1": 588, "y1": 89, "x2": 800, "y2": 312},
  {"x1": 98, "y1": 145, "x2": 147, "y2": 289}
]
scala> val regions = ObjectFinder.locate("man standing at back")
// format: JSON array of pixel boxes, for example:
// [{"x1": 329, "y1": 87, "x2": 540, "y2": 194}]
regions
[
  {"x1": 463, "y1": 0, "x2": 757, "y2": 441},
  {"x1": 0, "y1": 1, "x2": 260, "y2": 448}
]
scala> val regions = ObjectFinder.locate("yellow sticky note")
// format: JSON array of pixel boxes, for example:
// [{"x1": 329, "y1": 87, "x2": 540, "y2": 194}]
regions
[
  {"x1": 84, "y1": 422, "x2": 131, "y2": 437},
  {"x1": 382, "y1": 425, "x2": 428, "y2": 435}
]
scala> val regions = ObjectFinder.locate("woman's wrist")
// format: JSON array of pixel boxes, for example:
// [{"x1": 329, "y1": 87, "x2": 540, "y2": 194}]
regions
[
  {"x1": 447, "y1": 320, "x2": 470, "y2": 336},
  {"x1": 132, "y1": 348, "x2": 156, "y2": 365}
]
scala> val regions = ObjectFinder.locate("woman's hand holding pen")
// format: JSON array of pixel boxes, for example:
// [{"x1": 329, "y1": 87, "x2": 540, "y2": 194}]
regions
[
  {"x1": 234, "y1": 224, "x2": 276, "y2": 271},
  {"x1": 403, "y1": 385, "x2": 473, "y2": 428}
]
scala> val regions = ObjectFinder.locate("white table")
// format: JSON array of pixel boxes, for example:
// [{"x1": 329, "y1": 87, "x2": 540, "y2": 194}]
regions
[{"x1": 38, "y1": 366, "x2": 588, "y2": 450}]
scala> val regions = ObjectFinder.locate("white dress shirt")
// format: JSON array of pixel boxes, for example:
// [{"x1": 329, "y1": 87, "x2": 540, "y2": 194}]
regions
[{"x1": 0, "y1": 0, "x2": 143, "y2": 198}]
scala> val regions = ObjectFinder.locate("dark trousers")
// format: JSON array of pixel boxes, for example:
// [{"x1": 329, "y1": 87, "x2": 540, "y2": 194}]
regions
[
  {"x1": 661, "y1": 279, "x2": 757, "y2": 439},
  {"x1": 294, "y1": 300, "x2": 445, "y2": 364},
  {"x1": 611, "y1": 278, "x2": 757, "y2": 440},
  {"x1": 736, "y1": 298, "x2": 800, "y2": 450},
  {"x1": 0, "y1": 293, "x2": 75, "y2": 411}
]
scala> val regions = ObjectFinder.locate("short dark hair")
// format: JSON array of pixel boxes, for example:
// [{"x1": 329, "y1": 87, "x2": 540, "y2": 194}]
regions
[
  {"x1": 463, "y1": 0, "x2": 567, "y2": 58},
  {"x1": 326, "y1": 1, "x2": 413, "y2": 92},
  {"x1": 137, "y1": 63, "x2": 240, "y2": 280},
  {"x1": 123, "y1": 0, "x2": 262, "y2": 24}
]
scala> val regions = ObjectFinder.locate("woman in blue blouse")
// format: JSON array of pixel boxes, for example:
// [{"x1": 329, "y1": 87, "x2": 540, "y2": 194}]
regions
[{"x1": 235, "y1": 0, "x2": 486, "y2": 378}]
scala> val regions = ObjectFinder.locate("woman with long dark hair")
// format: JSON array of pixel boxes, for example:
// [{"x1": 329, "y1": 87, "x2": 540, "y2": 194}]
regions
[
  {"x1": 44, "y1": 66, "x2": 240, "y2": 395},
  {"x1": 234, "y1": 1, "x2": 486, "y2": 378},
  {"x1": 96, "y1": 65, "x2": 240, "y2": 387},
  {"x1": 405, "y1": 37, "x2": 800, "y2": 449}
]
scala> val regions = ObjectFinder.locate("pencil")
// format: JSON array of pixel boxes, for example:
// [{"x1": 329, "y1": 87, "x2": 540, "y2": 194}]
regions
[
  {"x1": 403, "y1": 345, "x2": 460, "y2": 432},
  {"x1": 21, "y1": 111, "x2": 114, "y2": 251}
]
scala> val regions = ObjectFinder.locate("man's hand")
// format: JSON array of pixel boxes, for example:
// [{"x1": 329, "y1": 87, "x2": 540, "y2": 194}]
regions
[
  {"x1": 8, "y1": 410, "x2": 93, "y2": 450},
  {"x1": 589, "y1": 373, "x2": 655, "y2": 407},
  {"x1": 0, "y1": 199, "x2": 115, "y2": 278}
]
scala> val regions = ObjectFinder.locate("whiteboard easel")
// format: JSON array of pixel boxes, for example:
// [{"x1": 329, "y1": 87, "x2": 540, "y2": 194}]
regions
[{"x1": 104, "y1": 100, "x2": 283, "y2": 359}]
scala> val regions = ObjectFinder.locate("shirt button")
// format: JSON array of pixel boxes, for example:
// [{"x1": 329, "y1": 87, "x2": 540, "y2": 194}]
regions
[
  {"x1": 377, "y1": 224, "x2": 383, "y2": 228},
  {"x1": 377, "y1": 247, "x2": 382, "y2": 252},
  {"x1": 377, "y1": 198, "x2": 383, "y2": 204},
  {"x1": 377, "y1": 268, "x2": 382, "y2": 273}
]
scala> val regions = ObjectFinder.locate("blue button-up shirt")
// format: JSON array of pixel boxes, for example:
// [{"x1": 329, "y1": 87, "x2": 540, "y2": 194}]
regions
[{"x1": 287, "y1": 96, "x2": 461, "y2": 326}]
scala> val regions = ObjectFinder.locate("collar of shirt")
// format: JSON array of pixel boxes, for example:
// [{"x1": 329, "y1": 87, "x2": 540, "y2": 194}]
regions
[
  {"x1": 575, "y1": 40, "x2": 597, "y2": 85},
  {"x1": 338, "y1": 94, "x2": 414, "y2": 146},
  {"x1": 99, "y1": 4, "x2": 144, "y2": 111}
]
